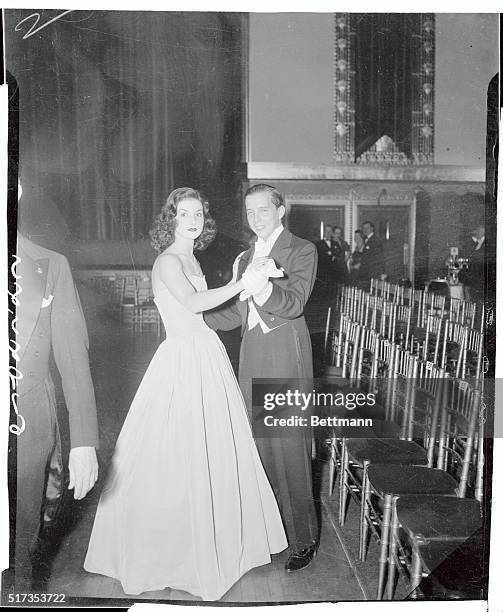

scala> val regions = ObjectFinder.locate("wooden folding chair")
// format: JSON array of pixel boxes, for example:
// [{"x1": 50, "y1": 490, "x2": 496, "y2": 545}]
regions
[
  {"x1": 385, "y1": 380, "x2": 483, "y2": 599},
  {"x1": 364, "y1": 377, "x2": 481, "y2": 599}
]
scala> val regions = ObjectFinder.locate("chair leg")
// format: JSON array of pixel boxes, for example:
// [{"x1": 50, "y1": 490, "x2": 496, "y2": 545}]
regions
[
  {"x1": 328, "y1": 439, "x2": 337, "y2": 496},
  {"x1": 409, "y1": 544, "x2": 423, "y2": 599},
  {"x1": 338, "y1": 443, "x2": 349, "y2": 526},
  {"x1": 377, "y1": 493, "x2": 393, "y2": 600},
  {"x1": 386, "y1": 497, "x2": 399, "y2": 600},
  {"x1": 359, "y1": 461, "x2": 370, "y2": 561}
]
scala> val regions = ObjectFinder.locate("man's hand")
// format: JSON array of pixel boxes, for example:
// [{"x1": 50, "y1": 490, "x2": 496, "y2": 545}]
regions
[
  {"x1": 241, "y1": 267, "x2": 269, "y2": 297},
  {"x1": 68, "y1": 446, "x2": 98, "y2": 500},
  {"x1": 247, "y1": 256, "x2": 270, "y2": 273}
]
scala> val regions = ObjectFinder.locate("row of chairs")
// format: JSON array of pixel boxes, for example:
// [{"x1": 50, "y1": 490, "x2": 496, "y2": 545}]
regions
[
  {"x1": 330, "y1": 285, "x2": 484, "y2": 378},
  {"x1": 369, "y1": 278, "x2": 478, "y2": 328},
  {"x1": 85, "y1": 273, "x2": 162, "y2": 334},
  {"x1": 323, "y1": 293, "x2": 486, "y2": 599}
]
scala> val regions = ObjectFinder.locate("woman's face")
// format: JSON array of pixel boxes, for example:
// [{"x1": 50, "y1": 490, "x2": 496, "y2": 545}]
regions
[
  {"x1": 175, "y1": 198, "x2": 205, "y2": 241},
  {"x1": 355, "y1": 233, "x2": 364, "y2": 248}
]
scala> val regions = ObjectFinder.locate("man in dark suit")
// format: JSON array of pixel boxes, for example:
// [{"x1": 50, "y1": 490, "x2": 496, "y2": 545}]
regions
[
  {"x1": 13, "y1": 183, "x2": 99, "y2": 589},
  {"x1": 462, "y1": 224, "x2": 487, "y2": 302},
  {"x1": 361, "y1": 221, "x2": 386, "y2": 287},
  {"x1": 205, "y1": 184, "x2": 319, "y2": 572},
  {"x1": 331, "y1": 226, "x2": 350, "y2": 285},
  {"x1": 315, "y1": 224, "x2": 336, "y2": 297}
]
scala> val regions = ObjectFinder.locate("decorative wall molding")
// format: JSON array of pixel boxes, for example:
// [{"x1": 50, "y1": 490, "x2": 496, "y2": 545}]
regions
[
  {"x1": 333, "y1": 13, "x2": 355, "y2": 163},
  {"x1": 356, "y1": 135, "x2": 411, "y2": 166},
  {"x1": 284, "y1": 188, "x2": 416, "y2": 202},
  {"x1": 284, "y1": 186, "x2": 416, "y2": 206},
  {"x1": 247, "y1": 162, "x2": 485, "y2": 183},
  {"x1": 284, "y1": 194, "x2": 350, "y2": 201},
  {"x1": 350, "y1": 191, "x2": 415, "y2": 202},
  {"x1": 333, "y1": 13, "x2": 435, "y2": 166},
  {"x1": 411, "y1": 14, "x2": 435, "y2": 164}
]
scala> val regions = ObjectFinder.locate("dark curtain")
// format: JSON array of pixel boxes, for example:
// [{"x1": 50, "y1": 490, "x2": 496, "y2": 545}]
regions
[
  {"x1": 5, "y1": 10, "x2": 244, "y2": 247},
  {"x1": 353, "y1": 13, "x2": 417, "y2": 158}
]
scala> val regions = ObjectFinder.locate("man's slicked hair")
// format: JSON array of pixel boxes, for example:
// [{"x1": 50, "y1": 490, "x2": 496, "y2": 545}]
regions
[{"x1": 245, "y1": 183, "x2": 285, "y2": 209}]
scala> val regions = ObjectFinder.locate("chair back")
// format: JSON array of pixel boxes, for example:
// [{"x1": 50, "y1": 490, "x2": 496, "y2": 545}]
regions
[{"x1": 435, "y1": 378, "x2": 482, "y2": 498}]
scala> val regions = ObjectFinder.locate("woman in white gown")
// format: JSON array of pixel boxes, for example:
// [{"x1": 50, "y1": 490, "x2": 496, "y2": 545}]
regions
[{"x1": 84, "y1": 188, "x2": 287, "y2": 600}]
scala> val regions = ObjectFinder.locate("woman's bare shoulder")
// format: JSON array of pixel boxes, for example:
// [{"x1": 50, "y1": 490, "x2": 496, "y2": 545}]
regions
[
  {"x1": 156, "y1": 252, "x2": 185, "y2": 279},
  {"x1": 157, "y1": 251, "x2": 182, "y2": 266}
]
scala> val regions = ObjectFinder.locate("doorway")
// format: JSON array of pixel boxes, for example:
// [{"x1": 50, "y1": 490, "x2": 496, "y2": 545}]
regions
[
  {"x1": 287, "y1": 203, "x2": 347, "y2": 244},
  {"x1": 357, "y1": 204, "x2": 412, "y2": 283}
]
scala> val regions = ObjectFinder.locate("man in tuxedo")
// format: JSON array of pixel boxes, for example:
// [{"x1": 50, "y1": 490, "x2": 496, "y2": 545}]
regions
[
  {"x1": 315, "y1": 225, "x2": 335, "y2": 297},
  {"x1": 462, "y1": 224, "x2": 487, "y2": 302},
  {"x1": 331, "y1": 226, "x2": 350, "y2": 285},
  {"x1": 205, "y1": 184, "x2": 319, "y2": 572},
  {"x1": 361, "y1": 221, "x2": 385, "y2": 287},
  {"x1": 13, "y1": 182, "x2": 99, "y2": 590}
]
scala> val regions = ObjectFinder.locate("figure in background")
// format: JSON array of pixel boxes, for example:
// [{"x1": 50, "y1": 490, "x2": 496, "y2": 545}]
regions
[
  {"x1": 315, "y1": 224, "x2": 335, "y2": 297},
  {"x1": 14, "y1": 183, "x2": 99, "y2": 591},
  {"x1": 205, "y1": 184, "x2": 319, "y2": 573},
  {"x1": 331, "y1": 225, "x2": 350, "y2": 286},
  {"x1": 360, "y1": 221, "x2": 386, "y2": 288},
  {"x1": 348, "y1": 229, "x2": 366, "y2": 287},
  {"x1": 462, "y1": 224, "x2": 486, "y2": 302}
]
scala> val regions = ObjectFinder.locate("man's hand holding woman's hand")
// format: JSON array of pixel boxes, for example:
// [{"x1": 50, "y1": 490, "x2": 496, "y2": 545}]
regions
[{"x1": 240, "y1": 257, "x2": 284, "y2": 300}]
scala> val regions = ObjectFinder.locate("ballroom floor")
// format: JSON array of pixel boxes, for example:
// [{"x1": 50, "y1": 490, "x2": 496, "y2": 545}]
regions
[{"x1": 35, "y1": 305, "x2": 412, "y2": 604}]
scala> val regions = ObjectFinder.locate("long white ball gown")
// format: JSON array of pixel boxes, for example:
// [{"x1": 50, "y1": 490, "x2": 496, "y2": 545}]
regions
[{"x1": 84, "y1": 265, "x2": 287, "y2": 600}]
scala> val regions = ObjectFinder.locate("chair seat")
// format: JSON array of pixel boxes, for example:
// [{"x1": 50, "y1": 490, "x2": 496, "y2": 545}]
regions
[
  {"x1": 367, "y1": 464, "x2": 458, "y2": 497},
  {"x1": 368, "y1": 420, "x2": 402, "y2": 436},
  {"x1": 396, "y1": 496, "x2": 482, "y2": 540},
  {"x1": 346, "y1": 438, "x2": 428, "y2": 465},
  {"x1": 334, "y1": 426, "x2": 377, "y2": 438},
  {"x1": 333, "y1": 419, "x2": 401, "y2": 439},
  {"x1": 416, "y1": 532, "x2": 486, "y2": 599}
]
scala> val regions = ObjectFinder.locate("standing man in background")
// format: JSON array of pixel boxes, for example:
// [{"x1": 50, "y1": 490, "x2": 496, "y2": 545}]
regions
[
  {"x1": 462, "y1": 224, "x2": 486, "y2": 302},
  {"x1": 315, "y1": 224, "x2": 335, "y2": 297},
  {"x1": 331, "y1": 225, "x2": 350, "y2": 286},
  {"x1": 360, "y1": 221, "x2": 386, "y2": 287}
]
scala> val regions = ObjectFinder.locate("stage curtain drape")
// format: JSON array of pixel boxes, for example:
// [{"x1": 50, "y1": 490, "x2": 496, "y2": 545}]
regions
[{"x1": 5, "y1": 10, "x2": 244, "y2": 246}]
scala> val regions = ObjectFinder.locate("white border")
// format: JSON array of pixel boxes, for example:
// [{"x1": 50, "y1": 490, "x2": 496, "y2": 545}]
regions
[
  {"x1": 0, "y1": 42, "x2": 9, "y2": 576},
  {"x1": 1, "y1": 7, "x2": 500, "y2": 612},
  {"x1": 0, "y1": 2, "x2": 502, "y2": 12}
]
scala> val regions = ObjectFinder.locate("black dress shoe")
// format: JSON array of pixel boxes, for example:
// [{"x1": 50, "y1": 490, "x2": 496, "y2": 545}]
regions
[{"x1": 285, "y1": 542, "x2": 319, "y2": 572}]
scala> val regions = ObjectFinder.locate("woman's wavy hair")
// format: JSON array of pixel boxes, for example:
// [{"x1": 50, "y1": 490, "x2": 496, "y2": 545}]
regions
[{"x1": 150, "y1": 187, "x2": 217, "y2": 253}]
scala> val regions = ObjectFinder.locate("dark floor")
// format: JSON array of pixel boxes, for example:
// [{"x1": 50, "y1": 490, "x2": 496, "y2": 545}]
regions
[{"x1": 32, "y1": 301, "x2": 413, "y2": 603}]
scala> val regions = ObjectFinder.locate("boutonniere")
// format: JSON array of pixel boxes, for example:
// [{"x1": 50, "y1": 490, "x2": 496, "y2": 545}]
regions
[
  {"x1": 327, "y1": 250, "x2": 332, "y2": 256},
  {"x1": 365, "y1": 245, "x2": 370, "y2": 250}
]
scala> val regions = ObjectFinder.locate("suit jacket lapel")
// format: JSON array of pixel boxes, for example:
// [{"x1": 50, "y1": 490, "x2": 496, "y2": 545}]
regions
[
  {"x1": 268, "y1": 228, "x2": 293, "y2": 268},
  {"x1": 237, "y1": 244, "x2": 254, "y2": 280},
  {"x1": 16, "y1": 250, "x2": 49, "y2": 362}
]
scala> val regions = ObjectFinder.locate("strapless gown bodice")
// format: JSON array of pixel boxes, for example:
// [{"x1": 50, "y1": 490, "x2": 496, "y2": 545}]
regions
[{"x1": 153, "y1": 274, "x2": 211, "y2": 338}]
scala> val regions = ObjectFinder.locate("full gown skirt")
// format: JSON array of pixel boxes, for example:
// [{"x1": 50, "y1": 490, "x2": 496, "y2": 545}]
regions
[{"x1": 84, "y1": 272, "x2": 287, "y2": 600}]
